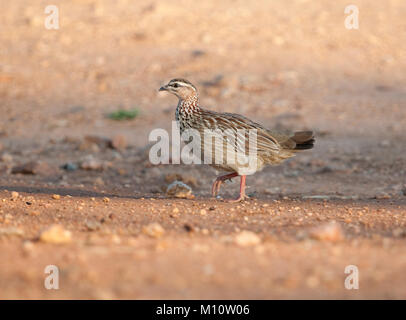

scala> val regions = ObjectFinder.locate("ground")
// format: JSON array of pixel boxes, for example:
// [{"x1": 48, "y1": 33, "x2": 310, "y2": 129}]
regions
[{"x1": 0, "y1": 0, "x2": 405, "y2": 299}]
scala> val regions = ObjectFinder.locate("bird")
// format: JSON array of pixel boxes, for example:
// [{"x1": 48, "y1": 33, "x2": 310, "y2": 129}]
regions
[{"x1": 159, "y1": 78, "x2": 315, "y2": 202}]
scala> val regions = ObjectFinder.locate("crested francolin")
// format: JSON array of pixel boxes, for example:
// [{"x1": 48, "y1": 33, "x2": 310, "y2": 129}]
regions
[{"x1": 159, "y1": 78, "x2": 315, "y2": 201}]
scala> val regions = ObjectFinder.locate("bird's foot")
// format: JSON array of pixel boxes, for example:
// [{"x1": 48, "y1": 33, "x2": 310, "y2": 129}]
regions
[
  {"x1": 226, "y1": 193, "x2": 249, "y2": 203},
  {"x1": 211, "y1": 179, "x2": 222, "y2": 197},
  {"x1": 211, "y1": 173, "x2": 238, "y2": 198}
]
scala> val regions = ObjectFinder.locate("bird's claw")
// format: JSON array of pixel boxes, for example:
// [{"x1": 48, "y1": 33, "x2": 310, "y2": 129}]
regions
[{"x1": 226, "y1": 194, "x2": 249, "y2": 203}]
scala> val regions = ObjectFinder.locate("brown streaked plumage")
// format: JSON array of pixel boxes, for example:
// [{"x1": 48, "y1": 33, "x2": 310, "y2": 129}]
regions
[{"x1": 159, "y1": 78, "x2": 315, "y2": 201}]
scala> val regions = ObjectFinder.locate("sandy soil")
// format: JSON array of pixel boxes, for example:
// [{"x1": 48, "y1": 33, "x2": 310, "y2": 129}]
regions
[{"x1": 0, "y1": 0, "x2": 405, "y2": 299}]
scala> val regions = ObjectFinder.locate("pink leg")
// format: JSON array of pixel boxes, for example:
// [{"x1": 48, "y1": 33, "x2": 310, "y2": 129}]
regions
[
  {"x1": 228, "y1": 175, "x2": 248, "y2": 202},
  {"x1": 211, "y1": 172, "x2": 238, "y2": 197}
]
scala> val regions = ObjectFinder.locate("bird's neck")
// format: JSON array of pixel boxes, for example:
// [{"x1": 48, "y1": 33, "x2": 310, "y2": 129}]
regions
[{"x1": 177, "y1": 94, "x2": 201, "y2": 116}]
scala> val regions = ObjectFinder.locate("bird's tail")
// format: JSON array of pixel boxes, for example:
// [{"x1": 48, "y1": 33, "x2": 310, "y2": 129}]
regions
[{"x1": 291, "y1": 131, "x2": 315, "y2": 150}]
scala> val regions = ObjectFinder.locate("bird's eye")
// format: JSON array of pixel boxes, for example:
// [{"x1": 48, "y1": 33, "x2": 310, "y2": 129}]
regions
[{"x1": 173, "y1": 83, "x2": 179, "y2": 88}]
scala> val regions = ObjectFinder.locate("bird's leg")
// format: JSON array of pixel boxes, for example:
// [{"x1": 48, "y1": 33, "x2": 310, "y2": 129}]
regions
[
  {"x1": 211, "y1": 172, "x2": 239, "y2": 197},
  {"x1": 228, "y1": 175, "x2": 248, "y2": 202}
]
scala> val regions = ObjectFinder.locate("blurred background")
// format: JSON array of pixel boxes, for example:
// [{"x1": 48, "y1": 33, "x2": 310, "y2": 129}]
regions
[
  {"x1": 1, "y1": 0, "x2": 405, "y2": 197},
  {"x1": 0, "y1": 0, "x2": 405, "y2": 299},
  {"x1": 1, "y1": 0, "x2": 405, "y2": 141}
]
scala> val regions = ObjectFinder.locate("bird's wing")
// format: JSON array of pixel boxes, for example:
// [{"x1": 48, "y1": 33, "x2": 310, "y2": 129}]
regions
[{"x1": 199, "y1": 109, "x2": 282, "y2": 156}]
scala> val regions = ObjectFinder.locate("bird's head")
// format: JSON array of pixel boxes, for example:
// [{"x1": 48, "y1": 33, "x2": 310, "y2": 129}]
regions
[{"x1": 159, "y1": 78, "x2": 197, "y2": 100}]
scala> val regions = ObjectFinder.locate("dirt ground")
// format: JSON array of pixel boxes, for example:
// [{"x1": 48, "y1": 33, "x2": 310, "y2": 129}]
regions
[{"x1": 0, "y1": 0, "x2": 406, "y2": 299}]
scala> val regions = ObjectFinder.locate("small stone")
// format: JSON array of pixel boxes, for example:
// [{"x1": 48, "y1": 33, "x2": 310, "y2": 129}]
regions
[
  {"x1": 234, "y1": 231, "x2": 261, "y2": 247},
  {"x1": 110, "y1": 234, "x2": 121, "y2": 244},
  {"x1": 191, "y1": 49, "x2": 206, "y2": 57},
  {"x1": 109, "y1": 135, "x2": 127, "y2": 150},
  {"x1": 83, "y1": 135, "x2": 110, "y2": 148},
  {"x1": 12, "y1": 161, "x2": 57, "y2": 176},
  {"x1": 11, "y1": 191, "x2": 19, "y2": 200},
  {"x1": 184, "y1": 223, "x2": 194, "y2": 232},
  {"x1": 39, "y1": 225, "x2": 72, "y2": 244},
  {"x1": 103, "y1": 197, "x2": 110, "y2": 203},
  {"x1": 52, "y1": 194, "x2": 60, "y2": 200},
  {"x1": 94, "y1": 177, "x2": 104, "y2": 186},
  {"x1": 22, "y1": 241, "x2": 35, "y2": 252},
  {"x1": 172, "y1": 207, "x2": 179, "y2": 214},
  {"x1": 85, "y1": 220, "x2": 101, "y2": 231},
  {"x1": 200, "y1": 209, "x2": 207, "y2": 215},
  {"x1": 0, "y1": 227, "x2": 24, "y2": 237},
  {"x1": 166, "y1": 181, "x2": 193, "y2": 199},
  {"x1": 61, "y1": 162, "x2": 78, "y2": 172},
  {"x1": 374, "y1": 193, "x2": 391, "y2": 200},
  {"x1": 392, "y1": 228, "x2": 405, "y2": 238},
  {"x1": 80, "y1": 155, "x2": 103, "y2": 171},
  {"x1": 142, "y1": 223, "x2": 165, "y2": 238},
  {"x1": 0, "y1": 153, "x2": 13, "y2": 163},
  {"x1": 310, "y1": 221, "x2": 344, "y2": 242}
]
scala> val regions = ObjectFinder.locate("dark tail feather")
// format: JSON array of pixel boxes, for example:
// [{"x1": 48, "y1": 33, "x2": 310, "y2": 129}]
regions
[{"x1": 292, "y1": 131, "x2": 315, "y2": 150}]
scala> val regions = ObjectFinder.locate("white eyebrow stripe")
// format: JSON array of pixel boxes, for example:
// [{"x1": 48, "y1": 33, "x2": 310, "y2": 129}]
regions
[{"x1": 172, "y1": 81, "x2": 193, "y2": 88}]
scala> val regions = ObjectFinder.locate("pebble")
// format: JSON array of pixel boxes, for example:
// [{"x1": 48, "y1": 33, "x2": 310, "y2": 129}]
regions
[
  {"x1": 39, "y1": 225, "x2": 72, "y2": 244},
  {"x1": 83, "y1": 135, "x2": 110, "y2": 149},
  {"x1": 183, "y1": 223, "x2": 194, "y2": 232},
  {"x1": 0, "y1": 227, "x2": 24, "y2": 237},
  {"x1": 309, "y1": 221, "x2": 344, "y2": 242},
  {"x1": 191, "y1": 49, "x2": 206, "y2": 57},
  {"x1": 22, "y1": 241, "x2": 35, "y2": 253},
  {"x1": 85, "y1": 220, "x2": 102, "y2": 231},
  {"x1": 166, "y1": 181, "x2": 193, "y2": 199},
  {"x1": 392, "y1": 228, "x2": 405, "y2": 238},
  {"x1": 11, "y1": 191, "x2": 19, "y2": 200},
  {"x1": 374, "y1": 193, "x2": 391, "y2": 200},
  {"x1": 234, "y1": 231, "x2": 261, "y2": 247},
  {"x1": 61, "y1": 162, "x2": 78, "y2": 172},
  {"x1": 80, "y1": 155, "x2": 104, "y2": 171},
  {"x1": 94, "y1": 177, "x2": 105, "y2": 186},
  {"x1": 52, "y1": 194, "x2": 61, "y2": 200},
  {"x1": 0, "y1": 153, "x2": 13, "y2": 163},
  {"x1": 142, "y1": 223, "x2": 165, "y2": 238},
  {"x1": 109, "y1": 135, "x2": 127, "y2": 150},
  {"x1": 12, "y1": 161, "x2": 56, "y2": 176}
]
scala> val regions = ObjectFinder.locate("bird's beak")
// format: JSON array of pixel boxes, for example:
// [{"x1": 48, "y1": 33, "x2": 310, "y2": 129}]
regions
[{"x1": 159, "y1": 85, "x2": 168, "y2": 92}]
